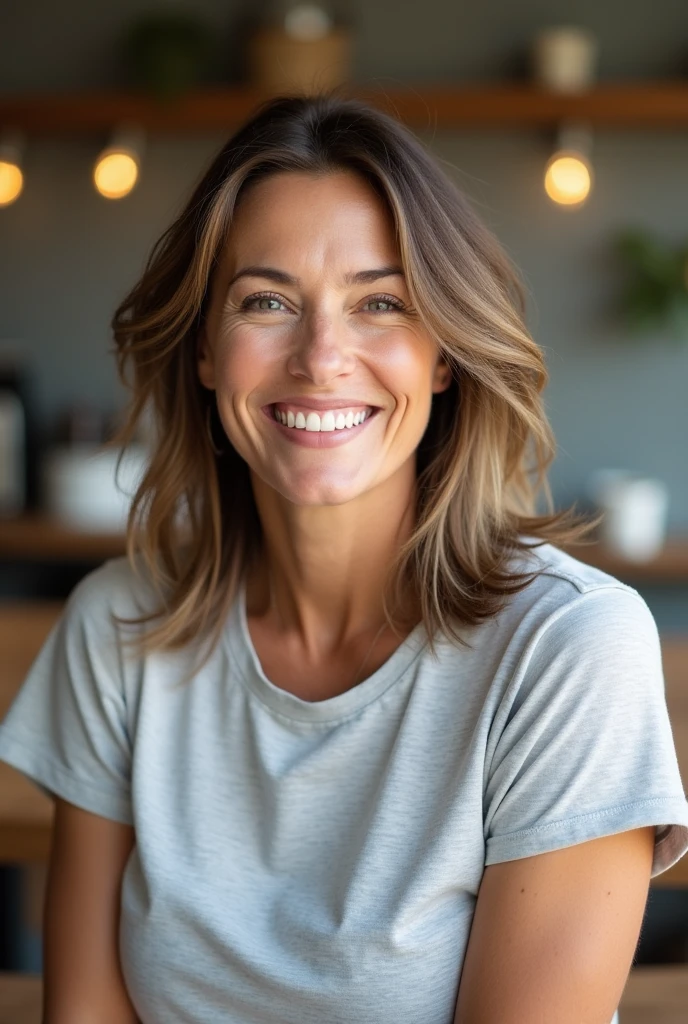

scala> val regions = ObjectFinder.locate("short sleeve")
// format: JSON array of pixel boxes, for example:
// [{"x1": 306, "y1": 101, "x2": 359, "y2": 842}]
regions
[
  {"x1": 0, "y1": 566, "x2": 133, "y2": 825},
  {"x1": 484, "y1": 586, "x2": 688, "y2": 878}
]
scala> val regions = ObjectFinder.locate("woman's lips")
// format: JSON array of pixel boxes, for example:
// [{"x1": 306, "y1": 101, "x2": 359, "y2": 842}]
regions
[
  {"x1": 273, "y1": 405, "x2": 372, "y2": 430},
  {"x1": 262, "y1": 403, "x2": 378, "y2": 444}
]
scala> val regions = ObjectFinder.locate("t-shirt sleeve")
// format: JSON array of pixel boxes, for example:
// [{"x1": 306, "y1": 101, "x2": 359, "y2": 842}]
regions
[
  {"x1": 484, "y1": 585, "x2": 688, "y2": 878},
  {"x1": 0, "y1": 565, "x2": 133, "y2": 825}
]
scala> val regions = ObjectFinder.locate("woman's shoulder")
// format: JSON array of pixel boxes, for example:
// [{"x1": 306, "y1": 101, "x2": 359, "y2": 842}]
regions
[
  {"x1": 64, "y1": 553, "x2": 169, "y2": 630},
  {"x1": 513, "y1": 536, "x2": 639, "y2": 600},
  {"x1": 501, "y1": 537, "x2": 656, "y2": 646}
]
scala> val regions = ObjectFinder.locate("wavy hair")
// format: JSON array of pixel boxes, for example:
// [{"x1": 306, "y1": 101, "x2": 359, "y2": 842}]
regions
[{"x1": 108, "y1": 91, "x2": 597, "y2": 673}]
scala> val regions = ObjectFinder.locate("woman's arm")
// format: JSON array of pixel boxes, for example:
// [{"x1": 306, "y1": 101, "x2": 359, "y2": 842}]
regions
[
  {"x1": 453, "y1": 826, "x2": 655, "y2": 1024},
  {"x1": 42, "y1": 797, "x2": 138, "y2": 1024}
]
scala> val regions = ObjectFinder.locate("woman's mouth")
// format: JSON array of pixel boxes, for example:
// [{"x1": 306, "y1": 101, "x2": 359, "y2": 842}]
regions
[
  {"x1": 262, "y1": 402, "x2": 380, "y2": 447},
  {"x1": 271, "y1": 403, "x2": 375, "y2": 432}
]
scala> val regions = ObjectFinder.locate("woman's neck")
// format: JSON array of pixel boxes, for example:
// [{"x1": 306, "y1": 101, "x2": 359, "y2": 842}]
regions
[{"x1": 246, "y1": 463, "x2": 420, "y2": 660}]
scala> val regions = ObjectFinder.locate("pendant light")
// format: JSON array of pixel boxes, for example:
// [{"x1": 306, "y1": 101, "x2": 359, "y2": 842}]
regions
[
  {"x1": 93, "y1": 123, "x2": 145, "y2": 200},
  {"x1": 0, "y1": 130, "x2": 25, "y2": 207},
  {"x1": 544, "y1": 122, "x2": 594, "y2": 208}
]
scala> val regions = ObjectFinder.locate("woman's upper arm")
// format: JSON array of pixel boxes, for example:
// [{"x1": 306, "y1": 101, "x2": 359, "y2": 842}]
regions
[
  {"x1": 453, "y1": 826, "x2": 655, "y2": 1024},
  {"x1": 42, "y1": 796, "x2": 138, "y2": 1024}
]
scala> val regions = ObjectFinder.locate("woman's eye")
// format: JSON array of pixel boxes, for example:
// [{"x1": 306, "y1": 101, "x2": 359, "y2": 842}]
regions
[
  {"x1": 242, "y1": 293, "x2": 288, "y2": 312},
  {"x1": 362, "y1": 295, "x2": 406, "y2": 313},
  {"x1": 240, "y1": 292, "x2": 406, "y2": 314}
]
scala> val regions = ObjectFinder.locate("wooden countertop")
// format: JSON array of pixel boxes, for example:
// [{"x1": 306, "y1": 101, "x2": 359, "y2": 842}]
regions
[
  {"x1": 1, "y1": 964, "x2": 688, "y2": 1023},
  {"x1": 2, "y1": 514, "x2": 688, "y2": 582},
  {"x1": 0, "y1": 513, "x2": 127, "y2": 560}
]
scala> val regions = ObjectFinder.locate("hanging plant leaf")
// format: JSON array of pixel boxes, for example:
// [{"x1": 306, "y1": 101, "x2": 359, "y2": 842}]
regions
[
  {"x1": 122, "y1": 11, "x2": 212, "y2": 101},
  {"x1": 616, "y1": 228, "x2": 688, "y2": 342},
  {"x1": 667, "y1": 292, "x2": 688, "y2": 341}
]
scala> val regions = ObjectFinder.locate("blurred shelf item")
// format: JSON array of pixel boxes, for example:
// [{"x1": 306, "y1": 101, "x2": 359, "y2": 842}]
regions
[
  {"x1": 0, "y1": 513, "x2": 126, "y2": 560},
  {"x1": 4, "y1": 82, "x2": 688, "y2": 134},
  {"x1": 564, "y1": 537, "x2": 688, "y2": 583}
]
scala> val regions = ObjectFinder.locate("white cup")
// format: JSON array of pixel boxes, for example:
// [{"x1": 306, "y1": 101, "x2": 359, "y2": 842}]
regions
[
  {"x1": 41, "y1": 443, "x2": 150, "y2": 531},
  {"x1": 532, "y1": 26, "x2": 599, "y2": 92},
  {"x1": 587, "y1": 470, "x2": 669, "y2": 561}
]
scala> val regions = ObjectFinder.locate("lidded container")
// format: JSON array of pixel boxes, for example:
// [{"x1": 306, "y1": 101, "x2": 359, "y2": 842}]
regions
[{"x1": 247, "y1": 2, "x2": 353, "y2": 94}]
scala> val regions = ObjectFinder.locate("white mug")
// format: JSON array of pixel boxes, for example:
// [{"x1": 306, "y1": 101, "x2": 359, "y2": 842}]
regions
[
  {"x1": 587, "y1": 470, "x2": 669, "y2": 561},
  {"x1": 41, "y1": 443, "x2": 150, "y2": 531}
]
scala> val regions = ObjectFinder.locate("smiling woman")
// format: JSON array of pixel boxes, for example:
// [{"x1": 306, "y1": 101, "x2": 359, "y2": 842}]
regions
[
  {"x1": 196, "y1": 169, "x2": 454, "y2": 515},
  {"x1": 0, "y1": 93, "x2": 687, "y2": 1024}
]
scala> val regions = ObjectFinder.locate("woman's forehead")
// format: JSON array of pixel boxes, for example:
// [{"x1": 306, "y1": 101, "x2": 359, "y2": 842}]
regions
[{"x1": 219, "y1": 173, "x2": 400, "y2": 277}]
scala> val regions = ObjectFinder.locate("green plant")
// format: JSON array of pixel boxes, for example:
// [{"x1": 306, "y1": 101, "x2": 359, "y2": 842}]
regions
[
  {"x1": 122, "y1": 9, "x2": 212, "y2": 101},
  {"x1": 616, "y1": 228, "x2": 688, "y2": 341}
]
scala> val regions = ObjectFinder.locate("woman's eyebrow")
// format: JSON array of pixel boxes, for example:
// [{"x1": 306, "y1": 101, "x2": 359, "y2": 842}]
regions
[{"x1": 226, "y1": 265, "x2": 405, "y2": 288}]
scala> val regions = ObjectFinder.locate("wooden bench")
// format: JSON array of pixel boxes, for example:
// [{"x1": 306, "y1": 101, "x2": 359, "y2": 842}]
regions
[{"x1": 1, "y1": 965, "x2": 687, "y2": 1023}]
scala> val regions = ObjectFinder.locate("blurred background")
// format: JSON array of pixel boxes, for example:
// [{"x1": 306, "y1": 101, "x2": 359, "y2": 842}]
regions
[{"x1": 1, "y1": 2, "x2": 687, "y2": 1020}]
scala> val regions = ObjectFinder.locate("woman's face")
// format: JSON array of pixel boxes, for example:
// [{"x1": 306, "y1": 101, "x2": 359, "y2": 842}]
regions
[{"x1": 198, "y1": 169, "x2": 452, "y2": 506}]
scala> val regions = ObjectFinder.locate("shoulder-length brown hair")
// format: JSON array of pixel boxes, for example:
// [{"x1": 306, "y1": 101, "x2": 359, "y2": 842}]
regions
[{"x1": 109, "y1": 91, "x2": 596, "y2": 673}]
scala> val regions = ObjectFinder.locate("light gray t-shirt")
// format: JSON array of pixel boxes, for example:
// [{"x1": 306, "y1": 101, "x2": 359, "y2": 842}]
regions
[{"x1": 1, "y1": 542, "x2": 687, "y2": 1024}]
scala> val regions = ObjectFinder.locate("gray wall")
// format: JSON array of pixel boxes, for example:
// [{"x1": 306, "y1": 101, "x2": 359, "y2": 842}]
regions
[{"x1": 1, "y1": 0, "x2": 688, "y2": 525}]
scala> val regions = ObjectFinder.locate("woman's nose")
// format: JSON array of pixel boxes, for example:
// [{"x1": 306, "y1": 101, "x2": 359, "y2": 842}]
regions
[{"x1": 286, "y1": 315, "x2": 356, "y2": 385}]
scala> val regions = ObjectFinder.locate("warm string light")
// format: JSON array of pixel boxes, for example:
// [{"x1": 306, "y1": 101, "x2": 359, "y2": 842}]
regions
[
  {"x1": 5, "y1": 119, "x2": 596, "y2": 210},
  {"x1": 544, "y1": 122, "x2": 594, "y2": 207},
  {"x1": 0, "y1": 130, "x2": 25, "y2": 207},
  {"x1": 93, "y1": 123, "x2": 145, "y2": 200}
]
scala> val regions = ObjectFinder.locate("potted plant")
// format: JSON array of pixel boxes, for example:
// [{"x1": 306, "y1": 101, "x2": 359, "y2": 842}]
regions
[
  {"x1": 616, "y1": 227, "x2": 688, "y2": 341},
  {"x1": 122, "y1": 8, "x2": 212, "y2": 101}
]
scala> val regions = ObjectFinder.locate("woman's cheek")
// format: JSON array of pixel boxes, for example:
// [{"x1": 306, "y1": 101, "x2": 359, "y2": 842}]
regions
[{"x1": 217, "y1": 333, "x2": 274, "y2": 389}]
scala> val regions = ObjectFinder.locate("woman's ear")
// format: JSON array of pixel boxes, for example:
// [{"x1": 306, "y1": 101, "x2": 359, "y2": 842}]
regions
[
  {"x1": 431, "y1": 356, "x2": 453, "y2": 394},
  {"x1": 197, "y1": 328, "x2": 216, "y2": 391}
]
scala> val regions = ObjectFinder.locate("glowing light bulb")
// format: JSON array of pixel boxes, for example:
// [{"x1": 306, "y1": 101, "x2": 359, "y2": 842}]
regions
[
  {"x1": 0, "y1": 131, "x2": 25, "y2": 207},
  {"x1": 93, "y1": 149, "x2": 139, "y2": 199},
  {"x1": 0, "y1": 160, "x2": 23, "y2": 206},
  {"x1": 544, "y1": 151, "x2": 592, "y2": 206},
  {"x1": 93, "y1": 124, "x2": 145, "y2": 200},
  {"x1": 544, "y1": 123, "x2": 594, "y2": 208}
]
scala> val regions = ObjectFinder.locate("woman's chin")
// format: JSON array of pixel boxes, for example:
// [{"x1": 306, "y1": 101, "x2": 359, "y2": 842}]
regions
[{"x1": 269, "y1": 470, "x2": 373, "y2": 508}]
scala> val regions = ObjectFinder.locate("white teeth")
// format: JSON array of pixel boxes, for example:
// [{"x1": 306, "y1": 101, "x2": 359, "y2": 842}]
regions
[{"x1": 274, "y1": 406, "x2": 372, "y2": 431}]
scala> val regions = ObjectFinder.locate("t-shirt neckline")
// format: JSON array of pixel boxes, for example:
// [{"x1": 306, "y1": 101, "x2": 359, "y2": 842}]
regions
[{"x1": 231, "y1": 575, "x2": 431, "y2": 724}]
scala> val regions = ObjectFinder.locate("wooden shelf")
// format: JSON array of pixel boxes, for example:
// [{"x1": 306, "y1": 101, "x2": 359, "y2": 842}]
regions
[
  {"x1": 3, "y1": 81, "x2": 688, "y2": 134},
  {"x1": 565, "y1": 538, "x2": 688, "y2": 584},
  {"x1": 1, "y1": 515, "x2": 688, "y2": 580},
  {"x1": 0, "y1": 513, "x2": 125, "y2": 561}
]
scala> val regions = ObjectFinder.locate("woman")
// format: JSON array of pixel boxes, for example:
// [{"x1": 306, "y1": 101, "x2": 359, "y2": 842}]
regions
[{"x1": 1, "y1": 94, "x2": 687, "y2": 1024}]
